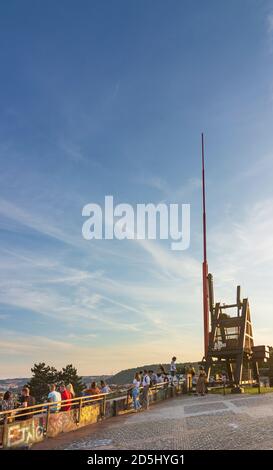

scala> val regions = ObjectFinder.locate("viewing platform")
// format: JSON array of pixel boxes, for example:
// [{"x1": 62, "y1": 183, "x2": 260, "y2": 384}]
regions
[
  {"x1": 33, "y1": 392, "x2": 273, "y2": 451},
  {"x1": 1, "y1": 381, "x2": 273, "y2": 450}
]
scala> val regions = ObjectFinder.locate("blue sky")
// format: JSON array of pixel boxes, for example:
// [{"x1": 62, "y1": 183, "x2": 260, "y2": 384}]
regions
[{"x1": 1, "y1": 0, "x2": 273, "y2": 377}]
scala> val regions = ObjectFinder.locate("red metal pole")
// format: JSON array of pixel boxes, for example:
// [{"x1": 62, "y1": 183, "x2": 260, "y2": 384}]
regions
[{"x1": 202, "y1": 133, "x2": 209, "y2": 358}]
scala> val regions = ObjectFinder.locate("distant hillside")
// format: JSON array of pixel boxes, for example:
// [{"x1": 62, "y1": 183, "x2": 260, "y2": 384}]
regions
[
  {"x1": 0, "y1": 375, "x2": 111, "y2": 392},
  {"x1": 0, "y1": 377, "x2": 29, "y2": 392},
  {"x1": 82, "y1": 375, "x2": 112, "y2": 387},
  {"x1": 0, "y1": 362, "x2": 202, "y2": 390},
  {"x1": 110, "y1": 362, "x2": 200, "y2": 385}
]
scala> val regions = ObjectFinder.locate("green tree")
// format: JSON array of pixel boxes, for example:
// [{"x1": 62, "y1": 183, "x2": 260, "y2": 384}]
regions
[
  {"x1": 28, "y1": 362, "x2": 58, "y2": 403},
  {"x1": 58, "y1": 364, "x2": 85, "y2": 396}
]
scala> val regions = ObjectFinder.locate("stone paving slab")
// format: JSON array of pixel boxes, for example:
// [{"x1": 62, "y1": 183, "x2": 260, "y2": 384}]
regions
[
  {"x1": 32, "y1": 392, "x2": 273, "y2": 450},
  {"x1": 184, "y1": 401, "x2": 228, "y2": 414}
]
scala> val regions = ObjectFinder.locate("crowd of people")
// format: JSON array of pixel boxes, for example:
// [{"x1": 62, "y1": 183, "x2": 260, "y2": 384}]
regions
[
  {"x1": 0, "y1": 380, "x2": 112, "y2": 416},
  {"x1": 129, "y1": 357, "x2": 180, "y2": 412},
  {"x1": 46, "y1": 380, "x2": 112, "y2": 412},
  {"x1": 0, "y1": 386, "x2": 36, "y2": 412},
  {"x1": 0, "y1": 358, "x2": 211, "y2": 418},
  {"x1": 129, "y1": 358, "x2": 211, "y2": 412}
]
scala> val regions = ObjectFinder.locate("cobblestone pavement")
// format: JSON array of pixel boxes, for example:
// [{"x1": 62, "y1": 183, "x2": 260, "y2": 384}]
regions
[{"x1": 34, "y1": 393, "x2": 273, "y2": 450}]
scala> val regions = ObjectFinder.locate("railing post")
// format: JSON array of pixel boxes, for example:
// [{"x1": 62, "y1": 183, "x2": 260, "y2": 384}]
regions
[
  {"x1": 185, "y1": 374, "x2": 189, "y2": 394},
  {"x1": 2, "y1": 414, "x2": 9, "y2": 448},
  {"x1": 102, "y1": 395, "x2": 106, "y2": 418},
  {"x1": 113, "y1": 399, "x2": 117, "y2": 416},
  {"x1": 78, "y1": 397, "x2": 83, "y2": 424},
  {"x1": 44, "y1": 404, "x2": 50, "y2": 437}
]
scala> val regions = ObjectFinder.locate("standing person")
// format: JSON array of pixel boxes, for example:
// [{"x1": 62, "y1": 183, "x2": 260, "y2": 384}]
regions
[
  {"x1": 67, "y1": 383, "x2": 75, "y2": 398},
  {"x1": 196, "y1": 366, "x2": 207, "y2": 396},
  {"x1": 188, "y1": 364, "x2": 196, "y2": 391},
  {"x1": 100, "y1": 381, "x2": 111, "y2": 393},
  {"x1": 88, "y1": 382, "x2": 101, "y2": 395},
  {"x1": 149, "y1": 370, "x2": 157, "y2": 386},
  {"x1": 60, "y1": 383, "x2": 72, "y2": 411},
  {"x1": 131, "y1": 373, "x2": 141, "y2": 412},
  {"x1": 141, "y1": 370, "x2": 150, "y2": 410},
  {"x1": 19, "y1": 387, "x2": 35, "y2": 408},
  {"x1": 157, "y1": 373, "x2": 164, "y2": 384},
  {"x1": 170, "y1": 356, "x2": 177, "y2": 384},
  {"x1": 1, "y1": 391, "x2": 15, "y2": 411},
  {"x1": 47, "y1": 384, "x2": 61, "y2": 413}
]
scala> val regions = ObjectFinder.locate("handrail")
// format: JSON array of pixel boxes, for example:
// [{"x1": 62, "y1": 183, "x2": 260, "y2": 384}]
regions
[
  {"x1": 0, "y1": 379, "x2": 185, "y2": 423},
  {"x1": 0, "y1": 392, "x2": 110, "y2": 420}
]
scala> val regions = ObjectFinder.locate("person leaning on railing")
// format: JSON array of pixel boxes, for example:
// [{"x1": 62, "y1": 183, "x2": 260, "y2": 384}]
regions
[
  {"x1": 156, "y1": 372, "x2": 164, "y2": 383},
  {"x1": 13, "y1": 386, "x2": 36, "y2": 421},
  {"x1": 66, "y1": 383, "x2": 78, "y2": 408},
  {"x1": 100, "y1": 380, "x2": 111, "y2": 393},
  {"x1": 0, "y1": 391, "x2": 16, "y2": 411},
  {"x1": 141, "y1": 370, "x2": 151, "y2": 410},
  {"x1": 59, "y1": 383, "x2": 72, "y2": 411},
  {"x1": 149, "y1": 370, "x2": 158, "y2": 385},
  {"x1": 129, "y1": 373, "x2": 142, "y2": 412},
  {"x1": 0, "y1": 391, "x2": 18, "y2": 424},
  {"x1": 83, "y1": 381, "x2": 101, "y2": 399},
  {"x1": 19, "y1": 387, "x2": 35, "y2": 408},
  {"x1": 81, "y1": 381, "x2": 104, "y2": 408},
  {"x1": 47, "y1": 384, "x2": 61, "y2": 413},
  {"x1": 67, "y1": 383, "x2": 75, "y2": 398}
]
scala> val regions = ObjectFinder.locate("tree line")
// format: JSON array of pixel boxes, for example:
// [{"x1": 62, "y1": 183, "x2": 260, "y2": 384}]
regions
[{"x1": 27, "y1": 362, "x2": 86, "y2": 403}]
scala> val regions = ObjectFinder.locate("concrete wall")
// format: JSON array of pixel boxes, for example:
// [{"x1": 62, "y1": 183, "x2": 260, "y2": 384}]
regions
[
  {"x1": 0, "y1": 402, "x2": 103, "y2": 448},
  {"x1": 0, "y1": 384, "x2": 183, "y2": 449},
  {"x1": 2, "y1": 415, "x2": 46, "y2": 448}
]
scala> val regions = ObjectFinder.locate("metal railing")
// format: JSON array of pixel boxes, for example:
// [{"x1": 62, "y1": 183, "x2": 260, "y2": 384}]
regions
[
  {"x1": 0, "y1": 378, "x2": 202, "y2": 448},
  {"x1": 0, "y1": 379, "x2": 185, "y2": 425},
  {"x1": 0, "y1": 392, "x2": 109, "y2": 426}
]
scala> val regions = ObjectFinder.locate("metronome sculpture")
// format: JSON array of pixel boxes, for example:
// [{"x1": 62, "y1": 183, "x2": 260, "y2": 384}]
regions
[
  {"x1": 200, "y1": 135, "x2": 269, "y2": 391},
  {"x1": 204, "y1": 274, "x2": 269, "y2": 390}
]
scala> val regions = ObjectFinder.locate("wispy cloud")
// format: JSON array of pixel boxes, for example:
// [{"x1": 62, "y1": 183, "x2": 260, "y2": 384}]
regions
[
  {"x1": 0, "y1": 198, "x2": 75, "y2": 246},
  {"x1": 59, "y1": 140, "x2": 87, "y2": 163},
  {"x1": 267, "y1": 12, "x2": 273, "y2": 33},
  {"x1": 137, "y1": 175, "x2": 201, "y2": 202},
  {"x1": 0, "y1": 327, "x2": 202, "y2": 378}
]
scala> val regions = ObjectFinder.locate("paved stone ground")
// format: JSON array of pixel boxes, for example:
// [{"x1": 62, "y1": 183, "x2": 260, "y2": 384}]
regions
[{"x1": 33, "y1": 393, "x2": 273, "y2": 450}]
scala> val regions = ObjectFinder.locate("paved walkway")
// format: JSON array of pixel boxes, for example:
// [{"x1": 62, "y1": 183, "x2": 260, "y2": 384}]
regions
[{"x1": 33, "y1": 392, "x2": 273, "y2": 450}]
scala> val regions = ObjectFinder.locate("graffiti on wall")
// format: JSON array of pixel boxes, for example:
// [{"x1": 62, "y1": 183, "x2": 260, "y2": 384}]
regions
[
  {"x1": 5, "y1": 416, "x2": 45, "y2": 448},
  {"x1": 47, "y1": 409, "x2": 77, "y2": 437},
  {"x1": 80, "y1": 403, "x2": 100, "y2": 425},
  {"x1": 47, "y1": 403, "x2": 101, "y2": 437},
  {"x1": 2, "y1": 386, "x2": 178, "y2": 448}
]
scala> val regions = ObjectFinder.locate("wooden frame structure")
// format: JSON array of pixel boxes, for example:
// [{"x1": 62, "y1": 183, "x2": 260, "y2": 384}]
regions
[{"x1": 204, "y1": 274, "x2": 269, "y2": 391}]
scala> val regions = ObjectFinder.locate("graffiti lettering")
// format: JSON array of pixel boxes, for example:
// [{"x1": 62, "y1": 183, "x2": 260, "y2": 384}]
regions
[{"x1": 7, "y1": 420, "x2": 44, "y2": 447}]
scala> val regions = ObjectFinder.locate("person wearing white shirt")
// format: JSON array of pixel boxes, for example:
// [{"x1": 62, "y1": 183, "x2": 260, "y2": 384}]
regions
[
  {"x1": 100, "y1": 380, "x2": 111, "y2": 394},
  {"x1": 157, "y1": 373, "x2": 164, "y2": 384},
  {"x1": 141, "y1": 370, "x2": 150, "y2": 410},
  {"x1": 48, "y1": 384, "x2": 61, "y2": 413},
  {"x1": 170, "y1": 356, "x2": 177, "y2": 385},
  {"x1": 131, "y1": 373, "x2": 141, "y2": 411}
]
